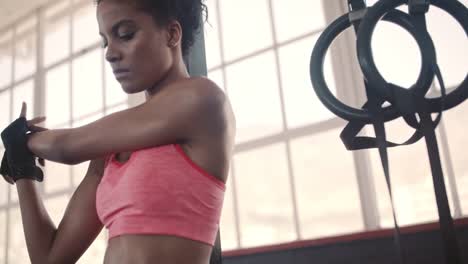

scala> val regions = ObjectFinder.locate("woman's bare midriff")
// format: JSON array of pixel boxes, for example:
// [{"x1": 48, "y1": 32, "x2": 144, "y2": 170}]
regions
[{"x1": 103, "y1": 234, "x2": 213, "y2": 264}]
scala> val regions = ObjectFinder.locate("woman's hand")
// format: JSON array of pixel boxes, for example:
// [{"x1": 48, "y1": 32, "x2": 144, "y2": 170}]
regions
[
  {"x1": 20, "y1": 103, "x2": 49, "y2": 166},
  {"x1": 0, "y1": 102, "x2": 48, "y2": 184}
]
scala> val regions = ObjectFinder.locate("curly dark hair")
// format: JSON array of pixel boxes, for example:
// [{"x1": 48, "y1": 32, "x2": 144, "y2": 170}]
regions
[{"x1": 95, "y1": 0, "x2": 207, "y2": 56}]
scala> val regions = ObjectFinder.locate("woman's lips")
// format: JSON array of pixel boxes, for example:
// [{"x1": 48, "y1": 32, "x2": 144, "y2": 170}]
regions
[{"x1": 113, "y1": 69, "x2": 130, "y2": 80}]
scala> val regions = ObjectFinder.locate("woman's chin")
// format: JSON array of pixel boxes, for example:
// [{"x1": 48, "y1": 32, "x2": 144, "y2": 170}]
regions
[{"x1": 120, "y1": 83, "x2": 139, "y2": 94}]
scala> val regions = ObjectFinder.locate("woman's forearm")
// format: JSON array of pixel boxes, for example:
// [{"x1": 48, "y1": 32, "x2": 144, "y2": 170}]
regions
[
  {"x1": 27, "y1": 129, "x2": 70, "y2": 164},
  {"x1": 16, "y1": 180, "x2": 57, "y2": 264}
]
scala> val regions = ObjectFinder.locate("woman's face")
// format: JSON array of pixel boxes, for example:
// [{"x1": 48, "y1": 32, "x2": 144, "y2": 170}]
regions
[{"x1": 97, "y1": 1, "x2": 173, "y2": 94}]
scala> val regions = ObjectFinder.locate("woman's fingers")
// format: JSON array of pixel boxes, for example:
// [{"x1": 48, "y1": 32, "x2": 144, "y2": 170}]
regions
[
  {"x1": 20, "y1": 102, "x2": 27, "y2": 118},
  {"x1": 27, "y1": 117, "x2": 48, "y2": 132},
  {"x1": 27, "y1": 116, "x2": 47, "y2": 126}
]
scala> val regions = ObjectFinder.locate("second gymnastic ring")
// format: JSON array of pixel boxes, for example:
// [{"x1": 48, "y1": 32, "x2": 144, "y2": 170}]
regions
[
  {"x1": 357, "y1": 0, "x2": 467, "y2": 112},
  {"x1": 310, "y1": 9, "x2": 430, "y2": 122}
]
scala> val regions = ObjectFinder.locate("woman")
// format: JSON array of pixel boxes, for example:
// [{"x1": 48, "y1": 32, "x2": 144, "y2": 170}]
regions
[{"x1": 0, "y1": 0, "x2": 235, "y2": 263}]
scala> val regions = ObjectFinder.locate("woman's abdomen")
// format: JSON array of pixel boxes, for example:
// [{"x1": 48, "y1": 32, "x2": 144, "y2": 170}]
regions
[{"x1": 103, "y1": 234, "x2": 212, "y2": 264}]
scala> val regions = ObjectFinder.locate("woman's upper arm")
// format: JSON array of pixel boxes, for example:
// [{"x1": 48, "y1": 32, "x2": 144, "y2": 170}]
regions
[
  {"x1": 62, "y1": 79, "x2": 225, "y2": 164},
  {"x1": 46, "y1": 158, "x2": 106, "y2": 264}
]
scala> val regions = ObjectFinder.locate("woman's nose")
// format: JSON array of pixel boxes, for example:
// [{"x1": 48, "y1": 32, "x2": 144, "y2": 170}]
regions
[{"x1": 105, "y1": 44, "x2": 122, "y2": 63}]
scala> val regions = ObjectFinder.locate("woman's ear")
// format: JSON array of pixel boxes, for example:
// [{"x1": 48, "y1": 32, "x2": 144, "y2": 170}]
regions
[{"x1": 167, "y1": 20, "x2": 182, "y2": 48}]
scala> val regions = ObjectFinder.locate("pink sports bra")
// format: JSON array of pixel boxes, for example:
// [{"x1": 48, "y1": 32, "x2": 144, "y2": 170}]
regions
[{"x1": 95, "y1": 144, "x2": 226, "y2": 246}]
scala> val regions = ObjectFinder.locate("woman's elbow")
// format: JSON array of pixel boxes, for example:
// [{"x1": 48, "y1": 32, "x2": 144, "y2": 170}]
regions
[
  {"x1": 60, "y1": 147, "x2": 83, "y2": 165},
  {"x1": 59, "y1": 132, "x2": 89, "y2": 165}
]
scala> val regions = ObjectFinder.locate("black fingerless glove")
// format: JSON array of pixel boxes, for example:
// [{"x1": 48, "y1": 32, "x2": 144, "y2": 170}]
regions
[
  {"x1": 0, "y1": 151, "x2": 14, "y2": 184},
  {"x1": 0, "y1": 117, "x2": 44, "y2": 184}
]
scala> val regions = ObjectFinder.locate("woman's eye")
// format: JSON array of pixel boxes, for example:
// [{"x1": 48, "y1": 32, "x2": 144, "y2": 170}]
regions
[{"x1": 119, "y1": 32, "x2": 134, "y2": 41}]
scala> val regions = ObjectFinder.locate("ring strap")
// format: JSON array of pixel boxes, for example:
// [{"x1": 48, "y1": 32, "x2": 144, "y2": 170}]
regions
[{"x1": 209, "y1": 229, "x2": 223, "y2": 264}]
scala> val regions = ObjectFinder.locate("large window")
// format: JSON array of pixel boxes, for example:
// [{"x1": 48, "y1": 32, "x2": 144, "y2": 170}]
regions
[
  {"x1": 0, "y1": 0, "x2": 466, "y2": 262},
  {"x1": 204, "y1": 0, "x2": 468, "y2": 250},
  {"x1": 0, "y1": 0, "x2": 128, "y2": 263},
  {"x1": 204, "y1": 0, "x2": 361, "y2": 249}
]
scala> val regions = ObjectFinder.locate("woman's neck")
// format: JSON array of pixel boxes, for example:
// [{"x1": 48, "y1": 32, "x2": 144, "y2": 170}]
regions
[{"x1": 145, "y1": 57, "x2": 189, "y2": 101}]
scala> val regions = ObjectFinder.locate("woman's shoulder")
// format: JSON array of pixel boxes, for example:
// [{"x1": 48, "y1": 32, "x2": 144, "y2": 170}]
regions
[
  {"x1": 173, "y1": 76, "x2": 226, "y2": 99},
  {"x1": 157, "y1": 77, "x2": 234, "y2": 135},
  {"x1": 151, "y1": 77, "x2": 229, "y2": 114}
]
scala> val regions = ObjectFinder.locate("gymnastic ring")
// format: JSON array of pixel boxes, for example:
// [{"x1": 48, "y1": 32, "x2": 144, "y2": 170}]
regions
[
  {"x1": 356, "y1": 0, "x2": 436, "y2": 104},
  {"x1": 310, "y1": 9, "x2": 429, "y2": 122},
  {"x1": 357, "y1": 0, "x2": 467, "y2": 112}
]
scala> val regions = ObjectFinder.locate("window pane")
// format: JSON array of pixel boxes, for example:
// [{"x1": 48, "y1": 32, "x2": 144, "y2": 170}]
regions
[
  {"x1": 14, "y1": 29, "x2": 37, "y2": 81},
  {"x1": 0, "y1": 89, "x2": 11, "y2": 134},
  {"x1": 105, "y1": 60, "x2": 127, "y2": 107},
  {"x1": 279, "y1": 34, "x2": 336, "y2": 128},
  {"x1": 427, "y1": 5, "x2": 468, "y2": 89},
  {"x1": 44, "y1": 161, "x2": 71, "y2": 194},
  {"x1": 72, "y1": 111, "x2": 104, "y2": 185},
  {"x1": 45, "y1": 195, "x2": 70, "y2": 226},
  {"x1": 371, "y1": 21, "x2": 421, "y2": 88},
  {"x1": 12, "y1": 80, "x2": 34, "y2": 118},
  {"x1": 8, "y1": 207, "x2": 30, "y2": 263},
  {"x1": 234, "y1": 143, "x2": 296, "y2": 247},
  {"x1": 0, "y1": 211, "x2": 5, "y2": 263},
  {"x1": 71, "y1": 111, "x2": 104, "y2": 185},
  {"x1": 72, "y1": 49, "x2": 103, "y2": 119},
  {"x1": 44, "y1": 2, "x2": 70, "y2": 67},
  {"x1": 77, "y1": 230, "x2": 107, "y2": 264},
  {"x1": 0, "y1": 31, "x2": 13, "y2": 88},
  {"x1": 219, "y1": 0, "x2": 273, "y2": 61},
  {"x1": 45, "y1": 0, "x2": 70, "y2": 18},
  {"x1": 72, "y1": 111, "x2": 104, "y2": 128},
  {"x1": 442, "y1": 103, "x2": 468, "y2": 216},
  {"x1": 16, "y1": 16, "x2": 37, "y2": 36},
  {"x1": 207, "y1": 69, "x2": 225, "y2": 92},
  {"x1": 72, "y1": 161, "x2": 89, "y2": 187},
  {"x1": 272, "y1": 0, "x2": 327, "y2": 42},
  {"x1": 46, "y1": 64, "x2": 70, "y2": 127},
  {"x1": 106, "y1": 103, "x2": 128, "y2": 115},
  {"x1": 204, "y1": 0, "x2": 222, "y2": 69},
  {"x1": 291, "y1": 128, "x2": 364, "y2": 238},
  {"x1": 220, "y1": 171, "x2": 238, "y2": 250},
  {"x1": 371, "y1": 118, "x2": 441, "y2": 227},
  {"x1": 73, "y1": 2, "x2": 100, "y2": 53},
  {"x1": 226, "y1": 52, "x2": 284, "y2": 143},
  {"x1": 52, "y1": 123, "x2": 72, "y2": 130},
  {"x1": 10, "y1": 185, "x2": 19, "y2": 204}
]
